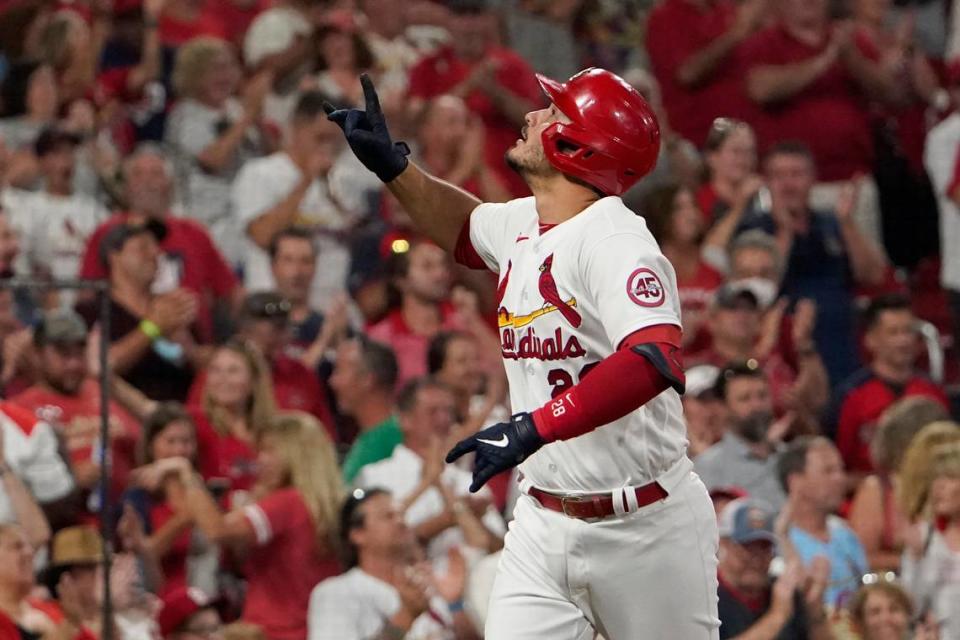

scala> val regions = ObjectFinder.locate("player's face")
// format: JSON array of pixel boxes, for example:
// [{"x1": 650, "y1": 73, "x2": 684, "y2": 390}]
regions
[
  {"x1": 865, "y1": 310, "x2": 917, "y2": 370},
  {"x1": 505, "y1": 104, "x2": 568, "y2": 179},
  {"x1": 271, "y1": 237, "x2": 316, "y2": 305},
  {"x1": 930, "y1": 473, "x2": 960, "y2": 519},
  {"x1": 402, "y1": 243, "x2": 451, "y2": 304},
  {"x1": 859, "y1": 590, "x2": 909, "y2": 640},
  {"x1": 39, "y1": 342, "x2": 87, "y2": 395}
]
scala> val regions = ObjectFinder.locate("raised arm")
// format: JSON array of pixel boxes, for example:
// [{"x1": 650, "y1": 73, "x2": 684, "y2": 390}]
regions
[{"x1": 324, "y1": 74, "x2": 480, "y2": 253}]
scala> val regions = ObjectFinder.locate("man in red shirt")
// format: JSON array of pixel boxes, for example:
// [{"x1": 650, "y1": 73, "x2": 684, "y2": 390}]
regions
[
  {"x1": 12, "y1": 310, "x2": 140, "y2": 522},
  {"x1": 741, "y1": 0, "x2": 893, "y2": 194},
  {"x1": 79, "y1": 145, "x2": 241, "y2": 343},
  {"x1": 829, "y1": 294, "x2": 950, "y2": 477},
  {"x1": 406, "y1": 0, "x2": 542, "y2": 197},
  {"x1": 645, "y1": 0, "x2": 765, "y2": 146},
  {"x1": 367, "y1": 241, "x2": 465, "y2": 388}
]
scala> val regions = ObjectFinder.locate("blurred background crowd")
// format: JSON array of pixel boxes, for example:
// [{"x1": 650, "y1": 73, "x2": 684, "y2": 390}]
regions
[{"x1": 0, "y1": 0, "x2": 956, "y2": 637}]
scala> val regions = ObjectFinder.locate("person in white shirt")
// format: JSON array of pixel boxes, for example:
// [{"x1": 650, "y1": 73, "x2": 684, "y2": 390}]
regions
[
  {"x1": 0, "y1": 402, "x2": 74, "y2": 537},
  {"x1": 165, "y1": 37, "x2": 272, "y2": 266},
  {"x1": 232, "y1": 90, "x2": 380, "y2": 312},
  {"x1": 354, "y1": 378, "x2": 505, "y2": 561},
  {"x1": 308, "y1": 487, "x2": 473, "y2": 640},
  {"x1": 4, "y1": 128, "x2": 107, "y2": 305},
  {"x1": 923, "y1": 68, "x2": 960, "y2": 346}
]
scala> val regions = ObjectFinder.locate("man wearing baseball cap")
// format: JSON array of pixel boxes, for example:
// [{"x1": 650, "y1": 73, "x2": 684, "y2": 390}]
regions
[
  {"x1": 156, "y1": 587, "x2": 223, "y2": 639},
  {"x1": 12, "y1": 309, "x2": 141, "y2": 520},
  {"x1": 717, "y1": 498, "x2": 830, "y2": 639}
]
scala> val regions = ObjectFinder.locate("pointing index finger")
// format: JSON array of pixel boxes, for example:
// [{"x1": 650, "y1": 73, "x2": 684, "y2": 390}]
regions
[{"x1": 360, "y1": 73, "x2": 384, "y2": 127}]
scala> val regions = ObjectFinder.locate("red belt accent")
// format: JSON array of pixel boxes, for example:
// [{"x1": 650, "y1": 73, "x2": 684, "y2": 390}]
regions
[{"x1": 528, "y1": 482, "x2": 668, "y2": 520}]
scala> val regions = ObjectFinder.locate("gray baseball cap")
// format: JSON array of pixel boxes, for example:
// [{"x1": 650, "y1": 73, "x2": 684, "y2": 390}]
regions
[
  {"x1": 718, "y1": 498, "x2": 777, "y2": 545},
  {"x1": 34, "y1": 309, "x2": 88, "y2": 347}
]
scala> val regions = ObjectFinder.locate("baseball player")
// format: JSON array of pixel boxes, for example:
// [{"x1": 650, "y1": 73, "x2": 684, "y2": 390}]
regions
[{"x1": 326, "y1": 69, "x2": 720, "y2": 639}]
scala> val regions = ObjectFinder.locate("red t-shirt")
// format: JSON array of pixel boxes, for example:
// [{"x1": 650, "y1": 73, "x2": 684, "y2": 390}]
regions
[
  {"x1": 79, "y1": 213, "x2": 238, "y2": 343},
  {"x1": 188, "y1": 354, "x2": 336, "y2": 442},
  {"x1": 366, "y1": 304, "x2": 464, "y2": 389},
  {"x1": 830, "y1": 369, "x2": 950, "y2": 473},
  {"x1": 645, "y1": 0, "x2": 756, "y2": 146},
  {"x1": 408, "y1": 46, "x2": 542, "y2": 197},
  {"x1": 0, "y1": 599, "x2": 97, "y2": 640},
  {"x1": 151, "y1": 498, "x2": 193, "y2": 598},
  {"x1": 11, "y1": 381, "x2": 141, "y2": 520},
  {"x1": 741, "y1": 23, "x2": 875, "y2": 181},
  {"x1": 205, "y1": 0, "x2": 267, "y2": 46},
  {"x1": 158, "y1": 10, "x2": 228, "y2": 47},
  {"x1": 189, "y1": 406, "x2": 258, "y2": 493},
  {"x1": 241, "y1": 488, "x2": 341, "y2": 640}
]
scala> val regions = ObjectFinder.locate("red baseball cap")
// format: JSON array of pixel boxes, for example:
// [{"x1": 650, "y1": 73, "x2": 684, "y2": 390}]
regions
[{"x1": 156, "y1": 587, "x2": 215, "y2": 636}]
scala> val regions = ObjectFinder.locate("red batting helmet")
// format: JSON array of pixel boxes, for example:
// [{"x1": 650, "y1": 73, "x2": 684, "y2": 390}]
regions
[{"x1": 536, "y1": 68, "x2": 661, "y2": 196}]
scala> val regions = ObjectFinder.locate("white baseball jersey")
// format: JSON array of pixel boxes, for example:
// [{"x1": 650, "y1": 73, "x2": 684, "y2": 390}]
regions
[{"x1": 459, "y1": 195, "x2": 687, "y2": 492}]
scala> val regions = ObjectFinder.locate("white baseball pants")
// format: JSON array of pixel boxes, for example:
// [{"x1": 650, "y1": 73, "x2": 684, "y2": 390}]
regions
[{"x1": 484, "y1": 458, "x2": 720, "y2": 639}]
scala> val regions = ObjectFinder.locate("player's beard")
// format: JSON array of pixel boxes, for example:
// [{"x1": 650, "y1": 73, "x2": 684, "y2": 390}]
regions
[
  {"x1": 734, "y1": 410, "x2": 774, "y2": 444},
  {"x1": 505, "y1": 144, "x2": 552, "y2": 180}
]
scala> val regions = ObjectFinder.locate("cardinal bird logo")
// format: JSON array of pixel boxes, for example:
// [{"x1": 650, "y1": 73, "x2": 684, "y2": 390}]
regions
[{"x1": 538, "y1": 254, "x2": 582, "y2": 328}]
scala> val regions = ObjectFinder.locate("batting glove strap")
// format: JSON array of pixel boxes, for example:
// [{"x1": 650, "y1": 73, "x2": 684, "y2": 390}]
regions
[
  {"x1": 324, "y1": 74, "x2": 411, "y2": 183},
  {"x1": 446, "y1": 412, "x2": 545, "y2": 493}
]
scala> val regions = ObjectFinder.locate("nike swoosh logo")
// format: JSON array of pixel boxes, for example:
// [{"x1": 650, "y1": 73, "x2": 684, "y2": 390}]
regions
[
  {"x1": 477, "y1": 435, "x2": 510, "y2": 448},
  {"x1": 515, "y1": 235, "x2": 530, "y2": 243}
]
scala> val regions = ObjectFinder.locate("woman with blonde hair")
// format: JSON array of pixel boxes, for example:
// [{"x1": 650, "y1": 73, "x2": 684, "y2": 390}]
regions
[
  {"x1": 191, "y1": 339, "x2": 276, "y2": 495},
  {"x1": 165, "y1": 35, "x2": 272, "y2": 265},
  {"x1": 849, "y1": 397, "x2": 951, "y2": 571},
  {"x1": 898, "y1": 421, "x2": 960, "y2": 522},
  {"x1": 166, "y1": 411, "x2": 343, "y2": 639},
  {"x1": 901, "y1": 440, "x2": 960, "y2": 639}
]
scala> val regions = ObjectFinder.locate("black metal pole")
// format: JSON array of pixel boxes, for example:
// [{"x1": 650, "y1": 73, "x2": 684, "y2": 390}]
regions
[{"x1": 97, "y1": 284, "x2": 113, "y2": 640}]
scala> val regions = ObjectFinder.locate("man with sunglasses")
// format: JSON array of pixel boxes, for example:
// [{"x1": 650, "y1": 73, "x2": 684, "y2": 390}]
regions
[{"x1": 308, "y1": 488, "x2": 471, "y2": 640}]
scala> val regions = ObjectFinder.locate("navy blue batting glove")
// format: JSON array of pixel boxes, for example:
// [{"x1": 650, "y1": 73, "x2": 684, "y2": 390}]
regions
[
  {"x1": 323, "y1": 74, "x2": 410, "y2": 182},
  {"x1": 446, "y1": 412, "x2": 545, "y2": 493}
]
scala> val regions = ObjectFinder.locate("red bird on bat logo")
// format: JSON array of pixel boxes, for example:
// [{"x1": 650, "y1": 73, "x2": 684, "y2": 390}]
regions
[{"x1": 538, "y1": 254, "x2": 581, "y2": 328}]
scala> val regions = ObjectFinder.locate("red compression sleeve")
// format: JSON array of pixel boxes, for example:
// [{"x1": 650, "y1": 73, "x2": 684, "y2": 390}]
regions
[{"x1": 531, "y1": 325, "x2": 684, "y2": 443}]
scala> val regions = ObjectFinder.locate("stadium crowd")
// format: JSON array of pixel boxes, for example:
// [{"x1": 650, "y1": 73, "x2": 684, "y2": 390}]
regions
[{"x1": 0, "y1": 0, "x2": 956, "y2": 637}]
